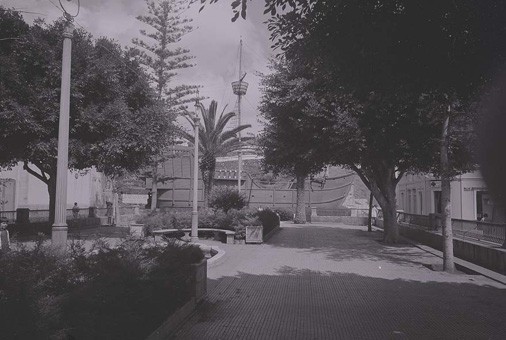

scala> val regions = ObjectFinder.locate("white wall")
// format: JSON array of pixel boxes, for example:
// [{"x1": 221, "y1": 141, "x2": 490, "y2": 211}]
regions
[{"x1": 0, "y1": 163, "x2": 104, "y2": 210}]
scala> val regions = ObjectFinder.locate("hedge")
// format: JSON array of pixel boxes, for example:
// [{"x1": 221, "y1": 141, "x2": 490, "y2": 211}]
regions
[{"x1": 0, "y1": 238, "x2": 203, "y2": 339}]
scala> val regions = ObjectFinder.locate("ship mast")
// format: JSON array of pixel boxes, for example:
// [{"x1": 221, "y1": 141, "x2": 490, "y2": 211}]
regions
[{"x1": 231, "y1": 38, "x2": 248, "y2": 193}]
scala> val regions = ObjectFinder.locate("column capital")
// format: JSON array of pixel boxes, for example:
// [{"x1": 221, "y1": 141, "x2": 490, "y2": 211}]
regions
[{"x1": 62, "y1": 21, "x2": 75, "y2": 39}]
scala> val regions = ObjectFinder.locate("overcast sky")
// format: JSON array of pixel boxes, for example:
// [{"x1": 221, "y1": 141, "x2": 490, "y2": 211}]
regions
[{"x1": 5, "y1": 0, "x2": 274, "y2": 134}]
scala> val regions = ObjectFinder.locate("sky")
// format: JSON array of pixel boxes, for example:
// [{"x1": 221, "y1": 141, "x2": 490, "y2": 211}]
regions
[{"x1": 5, "y1": 0, "x2": 274, "y2": 134}]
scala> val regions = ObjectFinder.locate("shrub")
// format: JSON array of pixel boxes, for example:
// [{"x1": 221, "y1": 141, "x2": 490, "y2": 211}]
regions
[
  {"x1": 209, "y1": 187, "x2": 247, "y2": 213},
  {"x1": 137, "y1": 210, "x2": 193, "y2": 234},
  {"x1": 0, "y1": 239, "x2": 204, "y2": 340},
  {"x1": 273, "y1": 207, "x2": 294, "y2": 221}
]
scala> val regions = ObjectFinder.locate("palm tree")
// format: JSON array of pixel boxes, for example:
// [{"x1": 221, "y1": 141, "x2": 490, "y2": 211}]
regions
[{"x1": 181, "y1": 100, "x2": 253, "y2": 207}]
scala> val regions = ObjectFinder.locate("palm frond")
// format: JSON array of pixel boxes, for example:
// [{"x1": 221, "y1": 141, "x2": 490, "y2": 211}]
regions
[
  {"x1": 220, "y1": 124, "x2": 252, "y2": 142},
  {"x1": 214, "y1": 111, "x2": 237, "y2": 135}
]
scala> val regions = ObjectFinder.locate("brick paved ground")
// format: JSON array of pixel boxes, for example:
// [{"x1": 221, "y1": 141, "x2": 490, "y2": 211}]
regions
[{"x1": 173, "y1": 222, "x2": 506, "y2": 340}]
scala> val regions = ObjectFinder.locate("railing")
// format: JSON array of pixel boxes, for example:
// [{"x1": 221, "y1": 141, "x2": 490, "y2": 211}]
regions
[
  {"x1": 453, "y1": 219, "x2": 506, "y2": 244},
  {"x1": 397, "y1": 212, "x2": 431, "y2": 229},
  {"x1": 24, "y1": 209, "x2": 90, "y2": 222},
  {"x1": 0, "y1": 210, "x2": 16, "y2": 223},
  {"x1": 395, "y1": 212, "x2": 506, "y2": 245},
  {"x1": 2, "y1": 208, "x2": 108, "y2": 223}
]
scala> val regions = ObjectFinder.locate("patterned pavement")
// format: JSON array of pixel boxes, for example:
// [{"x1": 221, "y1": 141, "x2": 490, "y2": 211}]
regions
[{"x1": 173, "y1": 222, "x2": 506, "y2": 339}]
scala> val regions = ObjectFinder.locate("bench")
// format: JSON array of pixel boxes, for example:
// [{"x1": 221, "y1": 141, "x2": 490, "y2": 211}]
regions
[{"x1": 152, "y1": 228, "x2": 235, "y2": 244}]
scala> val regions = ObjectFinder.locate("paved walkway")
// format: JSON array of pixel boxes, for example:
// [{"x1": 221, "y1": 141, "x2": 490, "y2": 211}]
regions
[{"x1": 173, "y1": 222, "x2": 506, "y2": 339}]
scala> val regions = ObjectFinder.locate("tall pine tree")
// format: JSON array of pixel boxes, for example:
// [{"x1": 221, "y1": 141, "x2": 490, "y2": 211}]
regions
[{"x1": 133, "y1": 0, "x2": 199, "y2": 209}]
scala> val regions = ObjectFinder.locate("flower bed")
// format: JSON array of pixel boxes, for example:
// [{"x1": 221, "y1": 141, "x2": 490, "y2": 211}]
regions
[
  {"x1": 137, "y1": 207, "x2": 280, "y2": 242},
  {"x1": 0, "y1": 238, "x2": 204, "y2": 339}
]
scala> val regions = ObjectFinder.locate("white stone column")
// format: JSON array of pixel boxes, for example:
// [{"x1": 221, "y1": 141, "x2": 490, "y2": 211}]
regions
[
  {"x1": 191, "y1": 117, "x2": 200, "y2": 242},
  {"x1": 52, "y1": 21, "x2": 74, "y2": 247}
]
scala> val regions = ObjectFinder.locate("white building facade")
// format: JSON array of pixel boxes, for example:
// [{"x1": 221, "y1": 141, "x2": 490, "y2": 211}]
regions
[
  {"x1": 396, "y1": 171, "x2": 505, "y2": 223},
  {"x1": 0, "y1": 163, "x2": 107, "y2": 211}
]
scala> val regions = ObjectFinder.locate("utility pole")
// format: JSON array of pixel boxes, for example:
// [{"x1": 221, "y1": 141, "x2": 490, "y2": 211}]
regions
[
  {"x1": 191, "y1": 102, "x2": 200, "y2": 242},
  {"x1": 231, "y1": 38, "x2": 248, "y2": 193},
  {"x1": 52, "y1": 17, "x2": 74, "y2": 247}
]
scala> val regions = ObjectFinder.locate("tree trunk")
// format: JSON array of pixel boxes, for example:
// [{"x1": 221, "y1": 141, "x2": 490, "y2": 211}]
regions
[
  {"x1": 151, "y1": 164, "x2": 158, "y2": 210},
  {"x1": 381, "y1": 200, "x2": 398, "y2": 242},
  {"x1": 368, "y1": 176, "x2": 399, "y2": 243},
  {"x1": 367, "y1": 191, "x2": 373, "y2": 232},
  {"x1": 294, "y1": 174, "x2": 307, "y2": 224},
  {"x1": 202, "y1": 162, "x2": 215, "y2": 209},
  {"x1": 441, "y1": 112, "x2": 456, "y2": 272},
  {"x1": 48, "y1": 175, "x2": 57, "y2": 225},
  {"x1": 203, "y1": 171, "x2": 211, "y2": 208}
]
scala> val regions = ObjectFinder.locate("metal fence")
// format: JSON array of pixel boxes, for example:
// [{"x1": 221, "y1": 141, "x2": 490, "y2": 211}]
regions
[
  {"x1": 396, "y1": 212, "x2": 506, "y2": 245},
  {"x1": 452, "y1": 219, "x2": 506, "y2": 244},
  {"x1": 397, "y1": 212, "x2": 431, "y2": 229}
]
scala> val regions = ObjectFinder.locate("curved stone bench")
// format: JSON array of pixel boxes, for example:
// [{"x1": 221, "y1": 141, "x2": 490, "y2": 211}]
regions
[{"x1": 152, "y1": 228, "x2": 235, "y2": 244}]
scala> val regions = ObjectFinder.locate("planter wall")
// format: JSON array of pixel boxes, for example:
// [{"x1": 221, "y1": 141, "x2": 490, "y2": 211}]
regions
[
  {"x1": 245, "y1": 225, "x2": 263, "y2": 243},
  {"x1": 147, "y1": 258, "x2": 207, "y2": 340}
]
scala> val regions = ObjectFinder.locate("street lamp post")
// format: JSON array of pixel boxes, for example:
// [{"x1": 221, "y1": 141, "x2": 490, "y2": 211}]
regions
[
  {"x1": 191, "y1": 105, "x2": 200, "y2": 242},
  {"x1": 52, "y1": 19, "x2": 74, "y2": 247}
]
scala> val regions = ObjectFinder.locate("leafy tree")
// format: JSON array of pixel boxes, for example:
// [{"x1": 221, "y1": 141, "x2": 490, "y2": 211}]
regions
[
  {"x1": 0, "y1": 10, "x2": 174, "y2": 223},
  {"x1": 263, "y1": 1, "x2": 506, "y2": 248},
  {"x1": 180, "y1": 100, "x2": 252, "y2": 207},
  {"x1": 259, "y1": 59, "x2": 328, "y2": 223},
  {"x1": 133, "y1": 0, "x2": 200, "y2": 209}
]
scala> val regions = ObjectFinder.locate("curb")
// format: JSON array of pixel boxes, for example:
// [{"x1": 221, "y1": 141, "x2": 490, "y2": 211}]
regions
[
  {"x1": 372, "y1": 227, "x2": 506, "y2": 285},
  {"x1": 207, "y1": 245, "x2": 226, "y2": 268}
]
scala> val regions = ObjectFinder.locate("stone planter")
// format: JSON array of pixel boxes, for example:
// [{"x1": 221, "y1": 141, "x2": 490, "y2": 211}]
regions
[
  {"x1": 191, "y1": 259, "x2": 208, "y2": 303},
  {"x1": 245, "y1": 225, "x2": 263, "y2": 244},
  {"x1": 129, "y1": 223, "x2": 145, "y2": 238}
]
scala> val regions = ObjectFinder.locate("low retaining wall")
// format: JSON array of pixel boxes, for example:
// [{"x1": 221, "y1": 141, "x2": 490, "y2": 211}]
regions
[
  {"x1": 263, "y1": 225, "x2": 281, "y2": 242},
  {"x1": 395, "y1": 223, "x2": 506, "y2": 275},
  {"x1": 7, "y1": 217, "x2": 101, "y2": 236},
  {"x1": 312, "y1": 216, "x2": 368, "y2": 226},
  {"x1": 147, "y1": 258, "x2": 207, "y2": 340}
]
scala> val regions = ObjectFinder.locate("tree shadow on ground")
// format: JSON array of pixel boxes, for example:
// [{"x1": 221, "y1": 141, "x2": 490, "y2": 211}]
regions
[
  {"x1": 266, "y1": 225, "x2": 433, "y2": 269},
  {"x1": 174, "y1": 269, "x2": 506, "y2": 340}
]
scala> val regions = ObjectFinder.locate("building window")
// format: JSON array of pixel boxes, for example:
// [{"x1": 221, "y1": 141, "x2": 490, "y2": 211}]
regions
[{"x1": 418, "y1": 192, "x2": 423, "y2": 214}]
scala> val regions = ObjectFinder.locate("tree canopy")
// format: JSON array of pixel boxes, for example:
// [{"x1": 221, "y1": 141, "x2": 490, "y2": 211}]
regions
[
  {"x1": 0, "y1": 8, "x2": 174, "y2": 219},
  {"x1": 263, "y1": 1, "x2": 506, "y2": 242}
]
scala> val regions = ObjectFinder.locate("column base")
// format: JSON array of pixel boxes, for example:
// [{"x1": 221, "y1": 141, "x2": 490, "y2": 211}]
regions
[
  {"x1": 190, "y1": 236, "x2": 199, "y2": 242},
  {"x1": 51, "y1": 226, "x2": 68, "y2": 247}
]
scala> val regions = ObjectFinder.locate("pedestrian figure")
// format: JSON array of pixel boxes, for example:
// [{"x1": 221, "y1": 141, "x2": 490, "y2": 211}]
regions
[
  {"x1": 371, "y1": 204, "x2": 379, "y2": 226},
  {"x1": 106, "y1": 201, "x2": 114, "y2": 226},
  {"x1": 0, "y1": 217, "x2": 10, "y2": 251},
  {"x1": 72, "y1": 202, "x2": 80, "y2": 219}
]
